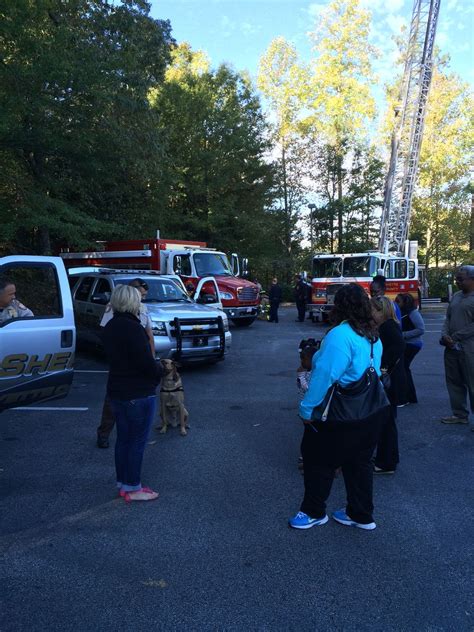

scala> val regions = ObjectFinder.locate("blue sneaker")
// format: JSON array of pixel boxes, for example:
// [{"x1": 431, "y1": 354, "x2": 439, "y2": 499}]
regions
[
  {"x1": 289, "y1": 511, "x2": 328, "y2": 529},
  {"x1": 332, "y1": 509, "x2": 376, "y2": 530}
]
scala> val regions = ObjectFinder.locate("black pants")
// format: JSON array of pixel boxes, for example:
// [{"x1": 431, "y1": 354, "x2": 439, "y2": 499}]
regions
[
  {"x1": 404, "y1": 344, "x2": 421, "y2": 403},
  {"x1": 296, "y1": 300, "x2": 306, "y2": 322},
  {"x1": 300, "y1": 415, "x2": 382, "y2": 524},
  {"x1": 374, "y1": 405, "x2": 399, "y2": 471},
  {"x1": 269, "y1": 300, "x2": 279, "y2": 323},
  {"x1": 97, "y1": 395, "x2": 115, "y2": 439}
]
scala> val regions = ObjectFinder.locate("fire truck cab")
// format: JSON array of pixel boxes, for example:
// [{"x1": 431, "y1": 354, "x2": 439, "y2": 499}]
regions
[
  {"x1": 61, "y1": 236, "x2": 260, "y2": 327},
  {"x1": 309, "y1": 250, "x2": 419, "y2": 322}
]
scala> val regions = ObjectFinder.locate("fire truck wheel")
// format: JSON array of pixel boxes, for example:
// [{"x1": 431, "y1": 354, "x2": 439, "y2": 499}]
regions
[{"x1": 232, "y1": 318, "x2": 255, "y2": 327}]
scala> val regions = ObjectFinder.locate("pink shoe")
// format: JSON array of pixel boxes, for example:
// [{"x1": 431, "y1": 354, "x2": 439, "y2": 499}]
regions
[{"x1": 122, "y1": 487, "x2": 159, "y2": 503}]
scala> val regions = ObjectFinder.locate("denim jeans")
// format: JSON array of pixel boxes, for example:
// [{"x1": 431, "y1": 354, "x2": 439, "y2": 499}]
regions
[{"x1": 110, "y1": 395, "x2": 156, "y2": 492}]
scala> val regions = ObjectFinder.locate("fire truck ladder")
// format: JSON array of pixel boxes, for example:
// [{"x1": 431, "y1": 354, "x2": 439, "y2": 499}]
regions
[{"x1": 378, "y1": 0, "x2": 441, "y2": 255}]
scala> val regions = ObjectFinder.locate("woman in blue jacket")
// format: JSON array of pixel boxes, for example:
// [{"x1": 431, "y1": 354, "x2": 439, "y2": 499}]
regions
[{"x1": 289, "y1": 284, "x2": 384, "y2": 531}]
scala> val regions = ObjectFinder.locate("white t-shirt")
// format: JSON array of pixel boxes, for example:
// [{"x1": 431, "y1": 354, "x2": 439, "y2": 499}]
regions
[{"x1": 100, "y1": 304, "x2": 152, "y2": 330}]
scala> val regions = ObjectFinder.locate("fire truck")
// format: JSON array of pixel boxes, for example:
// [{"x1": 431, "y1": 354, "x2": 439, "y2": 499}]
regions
[
  {"x1": 309, "y1": 0, "x2": 440, "y2": 322},
  {"x1": 61, "y1": 234, "x2": 260, "y2": 327},
  {"x1": 310, "y1": 246, "x2": 419, "y2": 322}
]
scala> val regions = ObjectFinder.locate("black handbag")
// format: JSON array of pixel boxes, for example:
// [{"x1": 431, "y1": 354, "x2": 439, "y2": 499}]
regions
[{"x1": 311, "y1": 341, "x2": 389, "y2": 423}]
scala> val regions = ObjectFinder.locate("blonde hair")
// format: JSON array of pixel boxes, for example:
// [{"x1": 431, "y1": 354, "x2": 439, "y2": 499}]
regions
[
  {"x1": 110, "y1": 284, "x2": 141, "y2": 316},
  {"x1": 370, "y1": 295, "x2": 399, "y2": 324}
]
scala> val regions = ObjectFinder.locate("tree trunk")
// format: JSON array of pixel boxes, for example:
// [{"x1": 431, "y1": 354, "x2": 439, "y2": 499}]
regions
[
  {"x1": 470, "y1": 188, "x2": 474, "y2": 251},
  {"x1": 37, "y1": 226, "x2": 52, "y2": 255},
  {"x1": 336, "y1": 154, "x2": 343, "y2": 251}
]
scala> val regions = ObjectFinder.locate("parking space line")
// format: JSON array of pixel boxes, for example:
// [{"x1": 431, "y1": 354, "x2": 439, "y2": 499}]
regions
[{"x1": 12, "y1": 407, "x2": 89, "y2": 411}]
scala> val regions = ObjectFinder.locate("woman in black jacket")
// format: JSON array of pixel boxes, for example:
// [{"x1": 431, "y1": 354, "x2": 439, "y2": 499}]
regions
[
  {"x1": 102, "y1": 284, "x2": 163, "y2": 502},
  {"x1": 370, "y1": 296, "x2": 406, "y2": 474}
]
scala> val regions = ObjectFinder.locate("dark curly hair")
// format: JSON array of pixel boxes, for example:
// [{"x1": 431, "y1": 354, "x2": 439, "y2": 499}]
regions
[
  {"x1": 330, "y1": 283, "x2": 377, "y2": 339},
  {"x1": 396, "y1": 292, "x2": 415, "y2": 315}
]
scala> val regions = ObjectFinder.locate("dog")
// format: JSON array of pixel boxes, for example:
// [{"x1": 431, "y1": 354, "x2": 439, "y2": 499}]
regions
[{"x1": 159, "y1": 359, "x2": 189, "y2": 436}]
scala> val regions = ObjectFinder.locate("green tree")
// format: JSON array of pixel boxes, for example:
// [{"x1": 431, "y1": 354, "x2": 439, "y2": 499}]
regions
[
  {"x1": 0, "y1": 0, "x2": 173, "y2": 254},
  {"x1": 409, "y1": 64, "x2": 473, "y2": 270},
  {"x1": 152, "y1": 44, "x2": 275, "y2": 258},
  {"x1": 306, "y1": 0, "x2": 378, "y2": 251},
  {"x1": 257, "y1": 37, "x2": 310, "y2": 271}
]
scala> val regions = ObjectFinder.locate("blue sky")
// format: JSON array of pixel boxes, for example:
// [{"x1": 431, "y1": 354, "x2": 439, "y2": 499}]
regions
[{"x1": 151, "y1": 0, "x2": 473, "y2": 117}]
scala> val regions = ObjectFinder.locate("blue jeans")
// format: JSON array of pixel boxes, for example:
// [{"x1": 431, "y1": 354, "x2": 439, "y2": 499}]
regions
[{"x1": 110, "y1": 396, "x2": 156, "y2": 492}]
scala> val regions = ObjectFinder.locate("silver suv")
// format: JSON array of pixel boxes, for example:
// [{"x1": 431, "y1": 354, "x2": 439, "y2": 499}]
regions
[{"x1": 69, "y1": 270, "x2": 231, "y2": 362}]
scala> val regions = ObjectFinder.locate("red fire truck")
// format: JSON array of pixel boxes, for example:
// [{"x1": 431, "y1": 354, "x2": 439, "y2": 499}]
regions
[
  {"x1": 61, "y1": 235, "x2": 260, "y2": 326},
  {"x1": 309, "y1": 247, "x2": 419, "y2": 322}
]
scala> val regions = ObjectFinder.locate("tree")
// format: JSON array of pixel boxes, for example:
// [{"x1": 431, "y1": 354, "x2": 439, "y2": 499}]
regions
[
  {"x1": 306, "y1": 0, "x2": 378, "y2": 251},
  {"x1": 0, "y1": 0, "x2": 173, "y2": 254},
  {"x1": 257, "y1": 37, "x2": 310, "y2": 273},
  {"x1": 152, "y1": 44, "x2": 275, "y2": 257},
  {"x1": 409, "y1": 63, "x2": 473, "y2": 270}
]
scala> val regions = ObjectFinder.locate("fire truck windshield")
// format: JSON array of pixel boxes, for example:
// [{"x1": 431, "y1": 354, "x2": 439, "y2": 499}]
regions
[
  {"x1": 312, "y1": 258, "x2": 342, "y2": 278},
  {"x1": 193, "y1": 253, "x2": 232, "y2": 276},
  {"x1": 343, "y1": 256, "x2": 378, "y2": 278}
]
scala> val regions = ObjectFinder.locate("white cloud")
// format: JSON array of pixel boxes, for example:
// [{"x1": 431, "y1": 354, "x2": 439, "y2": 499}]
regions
[
  {"x1": 386, "y1": 13, "x2": 407, "y2": 35},
  {"x1": 241, "y1": 21, "x2": 262, "y2": 37}
]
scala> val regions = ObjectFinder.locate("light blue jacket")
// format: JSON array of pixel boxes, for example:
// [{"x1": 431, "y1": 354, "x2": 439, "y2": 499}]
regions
[{"x1": 299, "y1": 322, "x2": 383, "y2": 420}]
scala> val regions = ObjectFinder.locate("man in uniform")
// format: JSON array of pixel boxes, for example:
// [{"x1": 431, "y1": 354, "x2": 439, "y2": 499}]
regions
[
  {"x1": 440, "y1": 265, "x2": 474, "y2": 428},
  {"x1": 294, "y1": 274, "x2": 307, "y2": 323},
  {"x1": 0, "y1": 278, "x2": 34, "y2": 323}
]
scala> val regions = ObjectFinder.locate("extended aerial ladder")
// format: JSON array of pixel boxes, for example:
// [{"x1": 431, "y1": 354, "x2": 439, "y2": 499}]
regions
[{"x1": 378, "y1": 0, "x2": 441, "y2": 255}]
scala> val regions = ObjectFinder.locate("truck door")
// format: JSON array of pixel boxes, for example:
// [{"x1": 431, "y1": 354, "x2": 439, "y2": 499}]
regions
[
  {"x1": 194, "y1": 277, "x2": 223, "y2": 309},
  {"x1": 0, "y1": 256, "x2": 75, "y2": 411}
]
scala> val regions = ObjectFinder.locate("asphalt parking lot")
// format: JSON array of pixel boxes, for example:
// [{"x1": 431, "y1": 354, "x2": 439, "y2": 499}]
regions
[{"x1": 1, "y1": 306, "x2": 473, "y2": 631}]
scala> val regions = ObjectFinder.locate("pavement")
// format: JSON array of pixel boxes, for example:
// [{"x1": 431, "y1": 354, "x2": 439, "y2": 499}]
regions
[{"x1": 1, "y1": 307, "x2": 473, "y2": 631}]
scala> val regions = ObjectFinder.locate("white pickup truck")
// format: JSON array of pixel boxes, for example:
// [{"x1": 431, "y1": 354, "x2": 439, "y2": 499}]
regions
[{"x1": 0, "y1": 256, "x2": 75, "y2": 411}]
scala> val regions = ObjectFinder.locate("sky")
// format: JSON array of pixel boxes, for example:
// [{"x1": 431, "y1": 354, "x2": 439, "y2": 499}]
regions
[{"x1": 150, "y1": 0, "x2": 473, "y2": 119}]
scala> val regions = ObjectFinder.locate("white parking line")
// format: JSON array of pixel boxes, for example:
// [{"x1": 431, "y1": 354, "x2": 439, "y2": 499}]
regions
[{"x1": 12, "y1": 407, "x2": 89, "y2": 412}]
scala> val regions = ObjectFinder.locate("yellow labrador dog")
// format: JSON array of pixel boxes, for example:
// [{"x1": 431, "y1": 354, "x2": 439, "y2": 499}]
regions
[{"x1": 159, "y1": 359, "x2": 189, "y2": 436}]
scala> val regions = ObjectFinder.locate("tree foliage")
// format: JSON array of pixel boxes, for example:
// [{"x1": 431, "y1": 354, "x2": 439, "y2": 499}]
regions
[
  {"x1": 0, "y1": 0, "x2": 173, "y2": 254},
  {"x1": 409, "y1": 63, "x2": 473, "y2": 270}
]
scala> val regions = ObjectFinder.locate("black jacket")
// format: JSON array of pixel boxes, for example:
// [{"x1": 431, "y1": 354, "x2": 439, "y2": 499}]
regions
[
  {"x1": 102, "y1": 312, "x2": 163, "y2": 400},
  {"x1": 294, "y1": 280, "x2": 307, "y2": 302},
  {"x1": 379, "y1": 318, "x2": 406, "y2": 406},
  {"x1": 269, "y1": 283, "x2": 282, "y2": 303}
]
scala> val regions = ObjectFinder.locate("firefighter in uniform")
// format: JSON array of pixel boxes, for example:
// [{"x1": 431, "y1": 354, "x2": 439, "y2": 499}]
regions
[{"x1": 0, "y1": 279, "x2": 34, "y2": 323}]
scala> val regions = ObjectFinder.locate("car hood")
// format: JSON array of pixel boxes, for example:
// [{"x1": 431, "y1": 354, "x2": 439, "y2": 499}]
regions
[
  {"x1": 214, "y1": 276, "x2": 256, "y2": 291},
  {"x1": 145, "y1": 302, "x2": 225, "y2": 321}
]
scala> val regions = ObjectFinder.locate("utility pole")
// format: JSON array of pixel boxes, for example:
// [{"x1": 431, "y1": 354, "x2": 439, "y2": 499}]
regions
[{"x1": 308, "y1": 203, "x2": 316, "y2": 253}]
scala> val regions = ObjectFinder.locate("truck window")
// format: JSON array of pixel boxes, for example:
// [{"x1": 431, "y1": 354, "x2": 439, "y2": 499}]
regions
[
  {"x1": 386, "y1": 259, "x2": 407, "y2": 279},
  {"x1": 91, "y1": 278, "x2": 111, "y2": 305},
  {"x1": 173, "y1": 254, "x2": 192, "y2": 276},
  {"x1": 75, "y1": 277, "x2": 95, "y2": 302},
  {"x1": 312, "y1": 258, "x2": 342, "y2": 278},
  {"x1": 343, "y1": 256, "x2": 378, "y2": 278},
  {"x1": 408, "y1": 261, "x2": 416, "y2": 279},
  {"x1": 0, "y1": 263, "x2": 62, "y2": 324}
]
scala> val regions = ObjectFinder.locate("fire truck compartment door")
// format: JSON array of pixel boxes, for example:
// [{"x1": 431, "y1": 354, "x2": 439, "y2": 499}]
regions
[
  {"x1": 194, "y1": 277, "x2": 223, "y2": 309},
  {"x1": 0, "y1": 256, "x2": 76, "y2": 412}
]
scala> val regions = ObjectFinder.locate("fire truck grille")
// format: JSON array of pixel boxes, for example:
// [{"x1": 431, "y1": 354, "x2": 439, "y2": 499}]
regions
[
  {"x1": 326, "y1": 283, "x2": 349, "y2": 305},
  {"x1": 237, "y1": 287, "x2": 258, "y2": 302}
]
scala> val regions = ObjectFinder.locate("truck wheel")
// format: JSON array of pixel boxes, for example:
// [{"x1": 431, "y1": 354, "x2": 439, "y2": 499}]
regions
[{"x1": 232, "y1": 317, "x2": 255, "y2": 327}]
